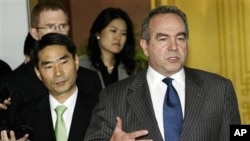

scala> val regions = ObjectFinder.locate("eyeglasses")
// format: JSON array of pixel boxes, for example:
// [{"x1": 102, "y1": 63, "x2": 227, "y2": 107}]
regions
[{"x1": 35, "y1": 24, "x2": 70, "y2": 33}]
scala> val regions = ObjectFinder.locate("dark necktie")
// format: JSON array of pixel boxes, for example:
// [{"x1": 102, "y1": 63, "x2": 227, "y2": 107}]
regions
[{"x1": 162, "y1": 78, "x2": 183, "y2": 141}]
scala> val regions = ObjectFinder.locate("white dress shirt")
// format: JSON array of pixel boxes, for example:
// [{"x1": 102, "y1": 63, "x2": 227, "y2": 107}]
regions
[
  {"x1": 50, "y1": 87, "x2": 78, "y2": 138},
  {"x1": 147, "y1": 66, "x2": 185, "y2": 138}
]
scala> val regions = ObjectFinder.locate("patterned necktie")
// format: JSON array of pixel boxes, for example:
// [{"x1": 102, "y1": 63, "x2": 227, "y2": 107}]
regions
[
  {"x1": 162, "y1": 78, "x2": 183, "y2": 141},
  {"x1": 55, "y1": 105, "x2": 67, "y2": 141}
]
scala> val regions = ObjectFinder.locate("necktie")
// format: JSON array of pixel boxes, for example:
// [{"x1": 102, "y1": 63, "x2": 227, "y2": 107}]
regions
[
  {"x1": 55, "y1": 105, "x2": 67, "y2": 141},
  {"x1": 162, "y1": 78, "x2": 183, "y2": 141}
]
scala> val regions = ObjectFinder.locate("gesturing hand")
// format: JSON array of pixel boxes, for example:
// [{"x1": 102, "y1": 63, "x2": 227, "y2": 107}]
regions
[
  {"x1": 0, "y1": 98, "x2": 11, "y2": 110},
  {"x1": 0, "y1": 130, "x2": 28, "y2": 141},
  {"x1": 110, "y1": 117, "x2": 153, "y2": 141}
]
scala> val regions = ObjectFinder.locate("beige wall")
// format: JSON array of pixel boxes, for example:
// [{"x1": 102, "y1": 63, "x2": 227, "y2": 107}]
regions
[{"x1": 151, "y1": 0, "x2": 250, "y2": 124}]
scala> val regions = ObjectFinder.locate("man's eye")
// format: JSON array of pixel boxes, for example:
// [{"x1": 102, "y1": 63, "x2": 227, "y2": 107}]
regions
[
  {"x1": 59, "y1": 24, "x2": 66, "y2": 29},
  {"x1": 110, "y1": 29, "x2": 117, "y2": 33},
  {"x1": 61, "y1": 60, "x2": 68, "y2": 64},
  {"x1": 177, "y1": 37, "x2": 186, "y2": 41},
  {"x1": 158, "y1": 38, "x2": 167, "y2": 41},
  {"x1": 44, "y1": 66, "x2": 52, "y2": 69},
  {"x1": 46, "y1": 25, "x2": 55, "y2": 29}
]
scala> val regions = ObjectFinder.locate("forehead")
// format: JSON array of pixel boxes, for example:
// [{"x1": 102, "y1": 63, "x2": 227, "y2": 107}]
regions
[
  {"x1": 38, "y1": 45, "x2": 69, "y2": 60},
  {"x1": 38, "y1": 10, "x2": 68, "y2": 25},
  {"x1": 106, "y1": 19, "x2": 127, "y2": 29},
  {"x1": 149, "y1": 13, "x2": 186, "y2": 34}
]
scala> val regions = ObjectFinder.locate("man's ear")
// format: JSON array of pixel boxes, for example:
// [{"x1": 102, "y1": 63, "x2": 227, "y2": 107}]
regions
[
  {"x1": 34, "y1": 67, "x2": 42, "y2": 81},
  {"x1": 74, "y1": 55, "x2": 79, "y2": 71},
  {"x1": 29, "y1": 28, "x2": 39, "y2": 40},
  {"x1": 140, "y1": 39, "x2": 149, "y2": 57}
]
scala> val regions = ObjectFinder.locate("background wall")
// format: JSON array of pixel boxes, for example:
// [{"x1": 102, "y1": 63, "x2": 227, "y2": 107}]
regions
[{"x1": 0, "y1": 0, "x2": 29, "y2": 69}]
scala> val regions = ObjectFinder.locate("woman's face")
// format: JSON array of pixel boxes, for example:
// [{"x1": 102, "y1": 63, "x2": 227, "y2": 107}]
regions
[{"x1": 98, "y1": 18, "x2": 127, "y2": 56}]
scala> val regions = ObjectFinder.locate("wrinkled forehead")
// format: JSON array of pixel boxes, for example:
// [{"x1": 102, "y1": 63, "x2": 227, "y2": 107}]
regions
[
  {"x1": 37, "y1": 9, "x2": 68, "y2": 25},
  {"x1": 149, "y1": 13, "x2": 186, "y2": 35}
]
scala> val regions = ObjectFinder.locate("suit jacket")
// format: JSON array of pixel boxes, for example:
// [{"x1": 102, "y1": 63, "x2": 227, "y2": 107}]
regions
[
  {"x1": 0, "y1": 62, "x2": 102, "y2": 128},
  {"x1": 0, "y1": 59, "x2": 12, "y2": 81},
  {"x1": 17, "y1": 89, "x2": 98, "y2": 141},
  {"x1": 79, "y1": 55, "x2": 132, "y2": 88},
  {"x1": 84, "y1": 67, "x2": 241, "y2": 141}
]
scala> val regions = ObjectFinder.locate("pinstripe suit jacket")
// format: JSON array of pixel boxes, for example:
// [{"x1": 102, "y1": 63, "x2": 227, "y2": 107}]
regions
[{"x1": 84, "y1": 66, "x2": 241, "y2": 141}]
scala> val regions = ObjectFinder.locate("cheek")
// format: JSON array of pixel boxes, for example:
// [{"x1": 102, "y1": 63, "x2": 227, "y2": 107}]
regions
[
  {"x1": 180, "y1": 47, "x2": 188, "y2": 56},
  {"x1": 99, "y1": 36, "x2": 110, "y2": 47},
  {"x1": 39, "y1": 72, "x2": 53, "y2": 83}
]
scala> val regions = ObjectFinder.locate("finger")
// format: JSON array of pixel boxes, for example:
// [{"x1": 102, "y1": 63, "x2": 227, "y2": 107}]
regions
[
  {"x1": 0, "y1": 103, "x2": 8, "y2": 110},
  {"x1": 1, "y1": 130, "x2": 8, "y2": 140},
  {"x1": 4, "y1": 98, "x2": 11, "y2": 105},
  {"x1": 17, "y1": 134, "x2": 29, "y2": 141},
  {"x1": 114, "y1": 116, "x2": 122, "y2": 131},
  {"x1": 9, "y1": 130, "x2": 17, "y2": 141},
  {"x1": 128, "y1": 130, "x2": 149, "y2": 139}
]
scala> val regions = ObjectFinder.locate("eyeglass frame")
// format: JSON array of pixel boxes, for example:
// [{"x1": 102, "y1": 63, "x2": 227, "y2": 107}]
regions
[{"x1": 34, "y1": 23, "x2": 70, "y2": 33}]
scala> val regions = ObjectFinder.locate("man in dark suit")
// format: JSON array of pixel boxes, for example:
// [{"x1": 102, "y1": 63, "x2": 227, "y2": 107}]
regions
[
  {"x1": 0, "y1": 1, "x2": 101, "y2": 138},
  {"x1": 84, "y1": 5, "x2": 241, "y2": 141},
  {"x1": 0, "y1": 60, "x2": 12, "y2": 81},
  {"x1": 1, "y1": 33, "x2": 99, "y2": 141},
  {"x1": 0, "y1": 1, "x2": 101, "y2": 108}
]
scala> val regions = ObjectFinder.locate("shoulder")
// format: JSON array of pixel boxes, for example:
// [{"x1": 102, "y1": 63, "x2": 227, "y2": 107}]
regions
[
  {"x1": 103, "y1": 70, "x2": 146, "y2": 93},
  {"x1": 184, "y1": 66, "x2": 232, "y2": 85},
  {"x1": 1, "y1": 62, "x2": 39, "y2": 87},
  {"x1": 78, "y1": 66, "x2": 97, "y2": 75},
  {"x1": 79, "y1": 55, "x2": 92, "y2": 67},
  {"x1": 77, "y1": 67, "x2": 102, "y2": 94}
]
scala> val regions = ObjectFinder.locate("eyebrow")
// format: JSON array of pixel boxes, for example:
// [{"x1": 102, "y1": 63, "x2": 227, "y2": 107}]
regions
[
  {"x1": 156, "y1": 32, "x2": 187, "y2": 38},
  {"x1": 40, "y1": 54, "x2": 69, "y2": 66},
  {"x1": 109, "y1": 25, "x2": 127, "y2": 31}
]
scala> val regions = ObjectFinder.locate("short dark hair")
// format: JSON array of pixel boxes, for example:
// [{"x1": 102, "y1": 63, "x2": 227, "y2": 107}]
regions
[
  {"x1": 23, "y1": 32, "x2": 36, "y2": 56},
  {"x1": 30, "y1": 1, "x2": 69, "y2": 27},
  {"x1": 87, "y1": 7, "x2": 136, "y2": 75},
  {"x1": 141, "y1": 5, "x2": 189, "y2": 41},
  {"x1": 30, "y1": 33, "x2": 76, "y2": 68}
]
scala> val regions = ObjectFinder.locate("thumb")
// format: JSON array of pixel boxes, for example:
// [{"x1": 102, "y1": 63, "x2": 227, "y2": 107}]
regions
[{"x1": 114, "y1": 116, "x2": 122, "y2": 131}]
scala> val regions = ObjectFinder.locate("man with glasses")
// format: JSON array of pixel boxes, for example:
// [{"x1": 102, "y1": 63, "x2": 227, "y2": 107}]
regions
[
  {"x1": 0, "y1": 1, "x2": 102, "y2": 138},
  {"x1": 29, "y1": 1, "x2": 70, "y2": 40}
]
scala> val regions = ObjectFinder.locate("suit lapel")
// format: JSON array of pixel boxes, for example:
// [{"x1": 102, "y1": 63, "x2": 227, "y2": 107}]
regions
[
  {"x1": 68, "y1": 91, "x2": 94, "y2": 141},
  {"x1": 34, "y1": 96, "x2": 56, "y2": 141},
  {"x1": 179, "y1": 67, "x2": 207, "y2": 140},
  {"x1": 127, "y1": 70, "x2": 164, "y2": 141}
]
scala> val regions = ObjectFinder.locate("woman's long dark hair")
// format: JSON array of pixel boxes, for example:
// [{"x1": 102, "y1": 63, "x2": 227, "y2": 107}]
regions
[{"x1": 87, "y1": 7, "x2": 136, "y2": 75}]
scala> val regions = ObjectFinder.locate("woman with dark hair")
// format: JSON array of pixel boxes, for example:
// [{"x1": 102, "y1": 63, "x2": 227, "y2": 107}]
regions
[{"x1": 79, "y1": 7, "x2": 136, "y2": 88}]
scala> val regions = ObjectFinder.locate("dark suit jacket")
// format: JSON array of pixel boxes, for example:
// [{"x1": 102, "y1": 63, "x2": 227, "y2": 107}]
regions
[
  {"x1": 17, "y1": 90, "x2": 98, "y2": 141},
  {"x1": 0, "y1": 62, "x2": 102, "y2": 129},
  {"x1": 84, "y1": 67, "x2": 241, "y2": 141},
  {"x1": 0, "y1": 59, "x2": 12, "y2": 81}
]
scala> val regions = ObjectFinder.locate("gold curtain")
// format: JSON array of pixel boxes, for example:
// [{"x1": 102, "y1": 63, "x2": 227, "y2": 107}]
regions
[{"x1": 151, "y1": 0, "x2": 250, "y2": 124}]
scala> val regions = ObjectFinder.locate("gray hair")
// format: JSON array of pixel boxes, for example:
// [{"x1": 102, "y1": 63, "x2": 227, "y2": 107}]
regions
[{"x1": 141, "y1": 5, "x2": 189, "y2": 41}]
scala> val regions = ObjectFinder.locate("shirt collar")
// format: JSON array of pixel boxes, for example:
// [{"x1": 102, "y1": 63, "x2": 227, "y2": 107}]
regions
[
  {"x1": 50, "y1": 87, "x2": 78, "y2": 111},
  {"x1": 147, "y1": 66, "x2": 185, "y2": 86}
]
